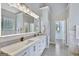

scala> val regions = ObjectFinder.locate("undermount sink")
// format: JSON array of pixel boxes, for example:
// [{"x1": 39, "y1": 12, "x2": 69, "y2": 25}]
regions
[
  {"x1": 28, "y1": 36, "x2": 43, "y2": 41},
  {"x1": 28, "y1": 38, "x2": 38, "y2": 41}
]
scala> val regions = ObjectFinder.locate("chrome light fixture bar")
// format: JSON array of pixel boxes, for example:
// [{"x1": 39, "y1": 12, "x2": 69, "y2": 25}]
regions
[{"x1": 8, "y1": 3, "x2": 39, "y2": 19}]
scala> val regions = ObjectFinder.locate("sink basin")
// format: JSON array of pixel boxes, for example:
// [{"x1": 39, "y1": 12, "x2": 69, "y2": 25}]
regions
[{"x1": 28, "y1": 36, "x2": 43, "y2": 41}]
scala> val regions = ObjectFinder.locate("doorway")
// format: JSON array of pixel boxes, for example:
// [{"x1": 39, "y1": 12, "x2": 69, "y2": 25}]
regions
[{"x1": 55, "y1": 20, "x2": 66, "y2": 45}]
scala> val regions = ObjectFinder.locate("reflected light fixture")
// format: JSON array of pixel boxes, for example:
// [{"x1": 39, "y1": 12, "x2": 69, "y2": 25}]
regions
[{"x1": 8, "y1": 3, "x2": 39, "y2": 19}]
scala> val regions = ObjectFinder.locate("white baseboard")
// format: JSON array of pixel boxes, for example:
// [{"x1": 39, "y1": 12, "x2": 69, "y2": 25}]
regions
[{"x1": 50, "y1": 42, "x2": 69, "y2": 47}]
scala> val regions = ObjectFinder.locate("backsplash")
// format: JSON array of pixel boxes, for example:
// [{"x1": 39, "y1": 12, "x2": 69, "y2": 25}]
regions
[{"x1": 0, "y1": 32, "x2": 35, "y2": 48}]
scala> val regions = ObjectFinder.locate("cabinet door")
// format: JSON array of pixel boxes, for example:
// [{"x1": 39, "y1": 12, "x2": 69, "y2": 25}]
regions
[
  {"x1": 40, "y1": 38, "x2": 45, "y2": 49},
  {"x1": 37, "y1": 40, "x2": 42, "y2": 51},
  {"x1": 29, "y1": 46, "x2": 35, "y2": 56},
  {"x1": 34, "y1": 43, "x2": 40, "y2": 56},
  {"x1": 43, "y1": 38, "x2": 46, "y2": 49},
  {"x1": 16, "y1": 48, "x2": 30, "y2": 56},
  {"x1": 29, "y1": 44, "x2": 37, "y2": 56},
  {"x1": 36, "y1": 39, "x2": 45, "y2": 55}
]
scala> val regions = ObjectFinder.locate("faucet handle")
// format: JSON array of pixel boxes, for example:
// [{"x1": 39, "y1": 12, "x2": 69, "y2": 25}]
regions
[{"x1": 20, "y1": 37, "x2": 24, "y2": 41}]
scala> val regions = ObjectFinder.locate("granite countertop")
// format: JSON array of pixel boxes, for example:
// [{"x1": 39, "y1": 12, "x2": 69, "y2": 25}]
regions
[{"x1": 0, "y1": 35, "x2": 46, "y2": 56}]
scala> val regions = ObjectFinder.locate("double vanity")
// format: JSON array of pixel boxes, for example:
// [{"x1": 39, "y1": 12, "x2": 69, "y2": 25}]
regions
[
  {"x1": 0, "y1": 3, "x2": 50, "y2": 56},
  {"x1": 0, "y1": 33, "x2": 47, "y2": 56}
]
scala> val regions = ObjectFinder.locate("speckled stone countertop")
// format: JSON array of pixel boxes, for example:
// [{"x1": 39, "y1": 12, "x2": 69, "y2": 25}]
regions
[{"x1": 0, "y1": 35, "x2": 46, "y2": 56}]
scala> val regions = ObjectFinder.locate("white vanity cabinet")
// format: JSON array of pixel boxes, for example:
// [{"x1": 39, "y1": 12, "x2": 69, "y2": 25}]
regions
[
  {"x1": 33, "y1": 36, "x2": 46, "y2": 56},
  {"x1": 28, "y1": 39, "x2": 46, "y2": 56},
  {"x1": 0, "y1": 35, "x2": 47, "y2": 56},
  {"x1": 21, "y1": 36, "x2": 46, "y2": 56}
]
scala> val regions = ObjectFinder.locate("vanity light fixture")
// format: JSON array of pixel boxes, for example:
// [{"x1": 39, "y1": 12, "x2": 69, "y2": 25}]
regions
[{"x1": 8, "y1": 3, "x2": 39, "y2": 19}]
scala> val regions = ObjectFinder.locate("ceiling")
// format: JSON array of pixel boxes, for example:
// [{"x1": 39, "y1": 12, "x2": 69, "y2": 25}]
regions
[
  {"x1": 26, "y1": 3, "x2": 68, "y2": 16},
  {"x1": 1, "y1": 3, "x2": 68, "y2": 18},
  {"x1": 1, "y1": 3, "x2": 20, "y2": 14},
  {"x1": 25, "y1": 3, "x2": 42, "y2": 15}
]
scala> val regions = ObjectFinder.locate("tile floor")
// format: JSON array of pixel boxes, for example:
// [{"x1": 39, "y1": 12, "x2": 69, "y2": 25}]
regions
[{"x1": 42, "y1": 40, "x2": 73, "y2": 56}]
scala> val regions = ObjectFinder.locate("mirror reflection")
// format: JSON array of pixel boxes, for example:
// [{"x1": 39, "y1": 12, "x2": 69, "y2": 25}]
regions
[{"x1": 1, "y1": 3, "x2": 40, "y2": 36}]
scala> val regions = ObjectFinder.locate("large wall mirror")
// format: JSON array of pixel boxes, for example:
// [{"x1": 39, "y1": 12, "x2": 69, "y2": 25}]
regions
[{"x1": 1, "y1": 3, "x2": 40, "y2": 36}]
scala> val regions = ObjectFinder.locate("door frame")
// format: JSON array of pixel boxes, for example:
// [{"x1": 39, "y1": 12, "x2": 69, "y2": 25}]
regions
[{"x1": 55, "y1": 20, "x2": 67, "y2": 45}]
